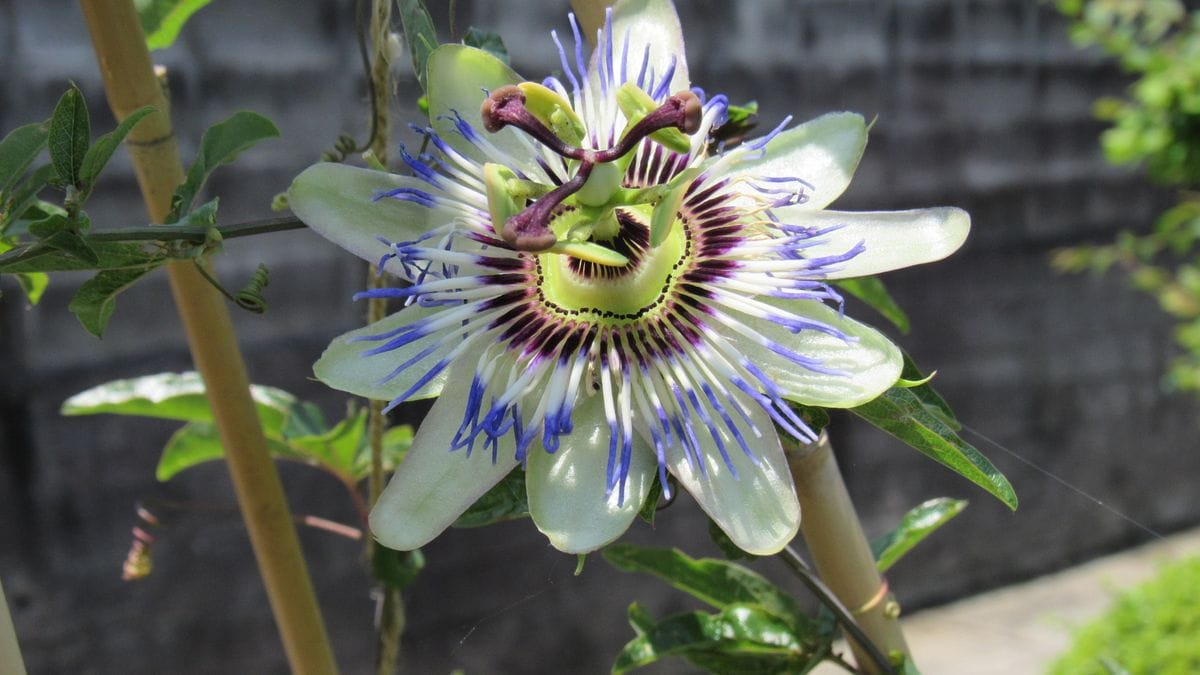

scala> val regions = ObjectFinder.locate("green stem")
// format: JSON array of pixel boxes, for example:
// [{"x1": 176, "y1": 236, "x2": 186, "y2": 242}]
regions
[
  {"x1": 87, "y1": 217, "x2": 306, "y2": 242},
  {"x1": 0, "y1": 578, "x2": 27, "y2": 675},
  {"x1": 777, "y1": 546, "x2": 893, "y2": 674}
]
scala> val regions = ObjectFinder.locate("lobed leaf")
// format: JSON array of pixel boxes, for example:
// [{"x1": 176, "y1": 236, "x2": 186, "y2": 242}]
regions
[
  {"x1": 870, "y1": 497, "x2": 968, "y2": 572},
  {"x1": 899, "y1": 352, "x2": 961, "y2": 430},
  {"x1": 1, "y1": 166, "x2": 57, "y2": 235},
  {"x1": 288, "y1": 408, "x2": 367, "y2": 478}
]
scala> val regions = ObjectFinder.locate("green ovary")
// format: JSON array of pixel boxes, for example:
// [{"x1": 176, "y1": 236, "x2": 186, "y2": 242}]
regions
[{"x1": 539, "y1": 206, "x2": 689, "y2": 321}]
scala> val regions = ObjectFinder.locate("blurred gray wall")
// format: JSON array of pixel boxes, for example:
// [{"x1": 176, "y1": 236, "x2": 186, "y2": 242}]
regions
[{"x1": 2, "y1": 0, "x2": 1198, "y2": 673}]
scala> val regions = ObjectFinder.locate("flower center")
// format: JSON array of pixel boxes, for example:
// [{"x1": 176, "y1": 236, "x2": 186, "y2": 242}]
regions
[
  {"x1": 481, "y1": 82, "x2": 701, "y2": 256},
  {"x1": 536, "y1": 205, "x2": 691, "y2": 323}
]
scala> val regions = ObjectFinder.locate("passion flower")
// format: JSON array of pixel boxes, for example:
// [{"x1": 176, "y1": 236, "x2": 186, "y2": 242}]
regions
[{"x1": 288, "y1": 0, "x2": 969, "y2": 555}]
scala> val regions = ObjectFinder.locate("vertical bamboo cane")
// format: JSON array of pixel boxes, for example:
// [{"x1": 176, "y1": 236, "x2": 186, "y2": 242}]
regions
[
  {"x1": 787, "y1": 434, "x2": 909, "y2": 673},
  {"x1": 0, "y1": 578, "x2": 27, "y2": 675},
  {"x1": 79, "y1": 2, "x2": 338, "y2": 672}
]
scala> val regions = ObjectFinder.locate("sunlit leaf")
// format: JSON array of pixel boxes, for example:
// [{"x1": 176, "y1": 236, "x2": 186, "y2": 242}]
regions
[
  {"x1": 852, "y1": 387, "x2": 1017, "y2": 510},
  {"x1": 835, "y1": 276, "x2": 910, "y2": 334},
  {"x1": 62, "y1": 371, "x2": 299, "y2": 435},
  {"x1": 871, "y1": 497, "x2": 968, "y2": 572},
  {"x1": 155, "y1": 421, "x2": 299, "y2": 481},
  {"x1": 135, "y1": 0, "x2": 214, "y2": 50},
  {"x1": 612, "y1": 604, "x2": 826, "y2": 675},
  {"x1": 603, "y1": 544, "x2": 811, "y2": 633}
]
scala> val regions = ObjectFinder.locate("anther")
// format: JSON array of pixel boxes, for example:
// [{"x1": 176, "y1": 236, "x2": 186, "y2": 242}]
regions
[{"x1": 593, "y1": 90, "x2": 704, "y2": 163}]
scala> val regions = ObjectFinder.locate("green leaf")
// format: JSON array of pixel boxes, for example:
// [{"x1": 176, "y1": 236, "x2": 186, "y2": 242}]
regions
[
  {"x1": 637, "y1": 475, "x2": 664, "y2": 525},
  {"x1": 612, "y1": 604, "x2": 826, "y2": 675},
  {"x1": 15, "y1": 271, "x2": 49, "y2": 305},
  {"x1": 289, "y1": 408, "x2": 367, "y2": 478},
  {"x1": 397, "y1": 0, "x2": 438, "y2": 90},
  {"x1": 852, "y1": 387, "x2": 1018, "y2": 510},
  {"x1": 372, "y1": 546, "x2": 425, "y2": 590},
  {"x1": 900, "y1": 352, "x2": 960, "y2": 430},
  {"x1": 452, "y1": 468, "x2": 530, "y2": 528},
  {"x1": 871, "y1": 497, "x2": 968, "y2": 573},
  {"x1": 61, "y1": 371, "x2": 298, "y2": 436},
  {"x1": 155, "y1": 421, "x2": 300, "y2": 481},
  {"x1": 68, "y1": 267, "x2": 157, "y2": 337},
  {"x1": 0, "y1": 238, "x2": 49, "y2": 304},
  {"x1": 1, "y1": 166, "x2": 57, "y2": 235},
  {"x1": 48, "y1": 86, "x2": 91, "y2": 188},
  {"x1": 834, "y1": 277, "x2": 911, "y2": 333},
  {"x1": 0, "y1": 240, "x2": 164, "y2": 274},
  {"x1": 0, "y1": 122, "x2": 49, "y2": 195},
  {"x1": 135, "y1": 0, "x2": 213, "y2": 50},
  {"x1": 603, "y1": 545, "x2": 811, "y2": 634},
  {"x1": 79, "y1": 106, "x2": 154, "y2": 193},
  {"x1": 463, "y1": 27, "x2": 508, "y2": 63},
  {"x1": 39, "y1": 228, "x2": 100, "y2": 266},
  {"x1": 351, "y1": 424, "x2": 413, "y2": 480},
  {"x1": 171, "y1": 111, "x2": 279, "y2": 220}
]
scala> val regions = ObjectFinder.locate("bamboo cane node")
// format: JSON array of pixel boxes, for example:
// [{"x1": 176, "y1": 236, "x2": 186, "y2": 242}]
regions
[
  {"x1": 852, "y1": 577, "x2": 891, "y2": 616},
  {"x1": 126, "y1": 131, "x2": 176, "y2": 148}
]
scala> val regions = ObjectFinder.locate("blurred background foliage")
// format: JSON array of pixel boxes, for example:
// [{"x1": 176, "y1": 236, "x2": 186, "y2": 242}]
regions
[{"x1": 1053, "y1": 0, "x2": 1200, "y2": 392}]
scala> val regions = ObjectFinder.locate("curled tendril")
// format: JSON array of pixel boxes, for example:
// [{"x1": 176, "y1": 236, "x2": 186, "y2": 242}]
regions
[{"x1": 235, "y1": 263, "x2": 270, "y2": 313}]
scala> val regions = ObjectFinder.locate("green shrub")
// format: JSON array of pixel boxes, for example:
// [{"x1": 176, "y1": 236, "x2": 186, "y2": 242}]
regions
[{"x1": 1049, "y1": 556, "x2": 1200, "y2": 675}]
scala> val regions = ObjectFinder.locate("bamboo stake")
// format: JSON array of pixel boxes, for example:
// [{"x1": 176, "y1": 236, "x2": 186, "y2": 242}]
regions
[
  {"x1": 79, "y1": 3, "x2": 338, "y2": 672},
  {"x1": 0, "y1": 578, "x2": 27, "y2": 675},
  {"x1": 787, "y1": 433, "x2": 908, "y2": 673}
]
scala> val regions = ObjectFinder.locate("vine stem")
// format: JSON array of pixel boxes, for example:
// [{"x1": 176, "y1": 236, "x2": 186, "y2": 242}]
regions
[
  {"x1": 785, "y1": 432, "x2": 909, "y2": 674},
  {"x1": 79, "y1": 3, "x2": 339, "y2": 673},
  {"x1": 0, "y1": 578, "x2": 27, "y2": 675},
  {"x1": 363, "y1": 1, "x2": 405, "y2": 674}
]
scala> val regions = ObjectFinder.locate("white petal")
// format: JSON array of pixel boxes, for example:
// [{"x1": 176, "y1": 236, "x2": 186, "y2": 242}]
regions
[
  {"x1": 590, "y1": 0, "x2": 690, "y2": 94},
  {"x1": 779, "y1": 207, "x2": 971, "y2": 279},
  {"x1": 725, "y1": 299, "x2": 902, "y2": 408},
  {"x1": 369, "y1": 350, "x2": 519, "y2": 550},
  {"x1": 314, "y1": 303, "x2": 454, "y2": 402},
  {"x1": 288, "y1": 162, "x2": 449, "y2": 263},
  {"x1": 727, "y1": 112, "x2": 867, "y2": 211},
  {"x1": 527, "y1": 394, "x2": 655, "y2": 553},
  {"x1": 667, "y1": 390, "x2": 799, "y2": 555},
  {"x1": 427, "y1": 45, "x2": 535, "y2": 171}
]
